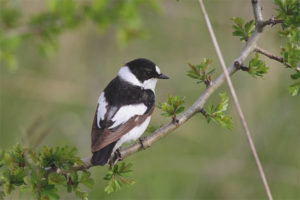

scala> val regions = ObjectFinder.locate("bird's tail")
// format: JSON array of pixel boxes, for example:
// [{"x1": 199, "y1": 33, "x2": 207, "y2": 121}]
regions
[{"x1": 91, "y1": 142, "x2": 116, "y2": 166}]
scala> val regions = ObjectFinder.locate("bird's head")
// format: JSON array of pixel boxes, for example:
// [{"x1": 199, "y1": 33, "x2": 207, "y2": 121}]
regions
[{"x1": 118, "y1": 58, "x2": 169, "y2": 91}]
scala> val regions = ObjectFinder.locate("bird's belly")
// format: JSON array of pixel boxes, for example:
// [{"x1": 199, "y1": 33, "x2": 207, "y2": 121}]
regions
[{"x1": 113, "y1": 116, "x2": 151, "y2": 153}]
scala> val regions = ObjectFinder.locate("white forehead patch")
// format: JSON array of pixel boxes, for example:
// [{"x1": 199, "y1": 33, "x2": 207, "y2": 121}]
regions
[{"x1": 155, "y1": 65, "x2": 161, "y2": 74}]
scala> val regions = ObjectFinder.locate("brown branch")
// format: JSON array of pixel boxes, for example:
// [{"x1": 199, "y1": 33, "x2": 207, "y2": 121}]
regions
[
  {"x1": 255, "y1": 47, "x2": 299, "y2": 71},
  {"x1": 259, "y1": 17, "x2": 284, "y2": 28},
  {"x1": 234, "y1": 61, "x2": 249, "y2": 72}
]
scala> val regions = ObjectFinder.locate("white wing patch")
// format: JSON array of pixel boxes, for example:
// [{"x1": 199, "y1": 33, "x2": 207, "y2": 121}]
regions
[
  {"x1": 109, "y1": 104, "x2": 147, "y2": 129},
  {"x1": 97, "y1": 92, "x2": 107, "y2": 128}
]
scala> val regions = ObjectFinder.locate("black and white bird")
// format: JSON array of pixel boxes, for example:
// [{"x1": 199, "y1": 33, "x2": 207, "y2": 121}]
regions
[{"x1": 91, "y1": 58, "x2": 169, "y2": 166}]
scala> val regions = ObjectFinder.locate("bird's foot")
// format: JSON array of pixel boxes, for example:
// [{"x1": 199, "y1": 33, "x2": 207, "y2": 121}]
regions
[
  {"x1": 115, "y1": 149, "x2": 123, "y2": 161},
  {"x1": 139, "y1": 136, "x2": 147, "y2": 150},
  {"x1": 109, "y1": 148, "x2": 123, "y2": 168}
]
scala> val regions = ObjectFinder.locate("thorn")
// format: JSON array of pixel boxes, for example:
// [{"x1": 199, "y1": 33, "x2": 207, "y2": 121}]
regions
[
  {"x1": 199, "y1": 108, "x2": 207, "y2": 117},
  {"x1": 172, "y1": 116, "x2": 179, "y2": 125},
  {"x1": 234, "y1": 61, "x2": 241, "y2": 69}
]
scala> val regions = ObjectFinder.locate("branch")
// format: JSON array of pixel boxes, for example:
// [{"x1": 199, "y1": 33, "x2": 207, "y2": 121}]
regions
[
  {"x1": 252, "y1": 0, "x2": 263, "y2": 23},
  {"x1": 197, "y1": 0, "x2": 273, "y2": 199},
  {"x1": 259, "y1": 17, "x2": 284, "y2": 28},
  {"x1": 255, "y1": 47, "x2": 300, "y2": 71},
  {"x1": 252, "y1": 0, "x2": 283, "y2": 32}
]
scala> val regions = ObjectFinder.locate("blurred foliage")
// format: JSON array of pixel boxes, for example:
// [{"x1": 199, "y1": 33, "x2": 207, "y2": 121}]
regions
[
  {"x1": 274, "y1": 0, "x2": 300, "y2": 42},
  {"x1": 103, "y1": 162, "x2": 135, "y2": 194},
  {"x1": 187, "y1": 58, "x2": 215, "y2": 86},
  {"x1": 0, "y1": 0, "x2": 159, "y2": 71},
  {"x1": 274, "y1": 0, "x2": 300, "y2": 96},
  {"x1": 288, "y1": 82, "x2": 300, "y2": 96},
  {"x1": 0, "y1": 144, "x2": 94, "y2": 200},
  {"x1": 145, "y1": 124, "x2": 161, "y2": 134},
  {"x1": 248, "y1": 53, "x2": 268, "y2": 78},
  {"x1": 157, "y1": 94, "x2": 185, "y2": 122},
  {"x1": 203, "y1": 93, "x2": 233, "y2": 130}
]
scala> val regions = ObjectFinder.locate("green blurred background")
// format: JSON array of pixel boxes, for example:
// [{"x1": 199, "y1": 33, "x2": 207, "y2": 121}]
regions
[{"x1": 1, "y1": 0, "x2": 299, "y2": 199}]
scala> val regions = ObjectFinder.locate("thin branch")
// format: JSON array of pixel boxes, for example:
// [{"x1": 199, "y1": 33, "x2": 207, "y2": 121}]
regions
[
  {"x1": 252, "y1": 0, "x2": 283, "y2": 32},
  {"x1": 259, "y1": 17, "x2": 284, "y2": 28},
  {"x1": 197, "y1": 0, "x2": 273, "y2": 200},
  {"x1": 255, "y1": 47, "x2": 299, "y2": 71}
]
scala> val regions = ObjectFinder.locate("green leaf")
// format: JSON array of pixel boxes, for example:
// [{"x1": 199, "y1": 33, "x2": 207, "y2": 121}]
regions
[
  {"x1": 230, "y1": 17, "x2": 255, "y2": 41},
  {"x1": 248, "y1": 53, "x2": 269, "y2": 77},
  {"x1": 175, "y1": 106, "x2": 185, "y2": 115},
  {"x1": 187, "y1": 59, "x2": 214, "y2": 85},
  {"x1": 281, "y1": 42, "x2": 300, "y2": 69},
  {"x1": 205, "y1": 92, "x2": 233, "y2": 130},
  {"x1": 288, "y1": 82, "x2": 300, "y2": 96},
  {"x1": 245, "y1": 20, "x2": 255, "y2": 34},
  {"x1": 48, "y1": 173, "x2": 65, "y2": 185},
  {"x1": 103, "y1": 162, "x2": 135, "y2": 194},
  {"x1": 291, "y1": 71, "x2": 300, "y2": 80},
  {"x1": 157, "y1": 95, "x2": 185, "y2": 119}
]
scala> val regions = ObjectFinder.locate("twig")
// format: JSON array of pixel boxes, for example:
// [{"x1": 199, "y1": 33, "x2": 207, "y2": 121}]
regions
[
  {"x1": 197, "y1": 0, "x2": 273, "y2": 200},
  {"x1": 255, "y1": 47, "x2": 299, "y2": 71},
  {"x1": 252, "y1": 0, "x2": 283, "y2": 32},
  {"x1": 259, "y1": 17, "x2": 284, "y2": 28}
]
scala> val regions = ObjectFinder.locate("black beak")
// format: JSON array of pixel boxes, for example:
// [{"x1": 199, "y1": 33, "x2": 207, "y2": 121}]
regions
[{"x1": 158, "y1": 73, "x2": 169, "y2": 79}]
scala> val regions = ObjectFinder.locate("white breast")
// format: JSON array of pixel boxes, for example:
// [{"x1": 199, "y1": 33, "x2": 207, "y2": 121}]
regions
[{"x1": 113, "y1": 116, "x2": 151, "y2": 153}]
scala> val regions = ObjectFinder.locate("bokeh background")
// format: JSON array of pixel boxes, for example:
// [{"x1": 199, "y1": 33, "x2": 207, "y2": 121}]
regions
[{"x1": 1, "y1": 0, "x2": 299, "y2": 199}]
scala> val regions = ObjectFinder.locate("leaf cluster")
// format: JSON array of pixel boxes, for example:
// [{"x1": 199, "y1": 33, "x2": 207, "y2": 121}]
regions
[
  {"x1": 0, "y1": 0, "x2": 160, "y2": 70},
  {"x1": 274, "y1": 0, "x2": 300, "y2": 42},
  {"x1": 248, "y1": 53, "x2": 269, "y2": 78},
  {"x1": 0, "y1": 144, "x2": 94, "y2": 200},
  {"x1": 274, "y1": 0, "x2": 300, "y2": 96},
  {"x1": 157, "y1": 94, "x2": 185, "y2": 121},
  {"x1": 103, "y1": 162, "x2": 135, "y2": 194},
  {"x1": 187, "y1": 58, "x2": 215, "y2": 86},
  {"x1": 230, "y1": 17, "x2": 255, "y2": 41},
  {"x1": 204, "y1": 93, "x2": 233, "y2": 130}
]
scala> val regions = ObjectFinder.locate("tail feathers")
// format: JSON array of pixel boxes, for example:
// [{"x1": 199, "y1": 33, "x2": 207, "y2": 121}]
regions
[{"x1": 91, "y1": 141, "x2": 116, "y2": 166}]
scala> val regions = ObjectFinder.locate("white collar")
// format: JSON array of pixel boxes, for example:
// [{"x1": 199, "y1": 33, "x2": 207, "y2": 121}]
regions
[{"x1": 117, "y1": 66, "x2": 157, "y2": 92}]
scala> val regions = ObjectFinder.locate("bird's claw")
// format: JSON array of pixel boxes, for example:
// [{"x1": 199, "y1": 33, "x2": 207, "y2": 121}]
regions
[{"x1": 109, "y1": 148, "x2": 123, "y2": 168}]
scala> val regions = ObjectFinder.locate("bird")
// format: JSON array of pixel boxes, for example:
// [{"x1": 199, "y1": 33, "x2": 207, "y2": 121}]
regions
[{"x1": 90, "y1": 58, "x2": 169, "y2": 166}]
